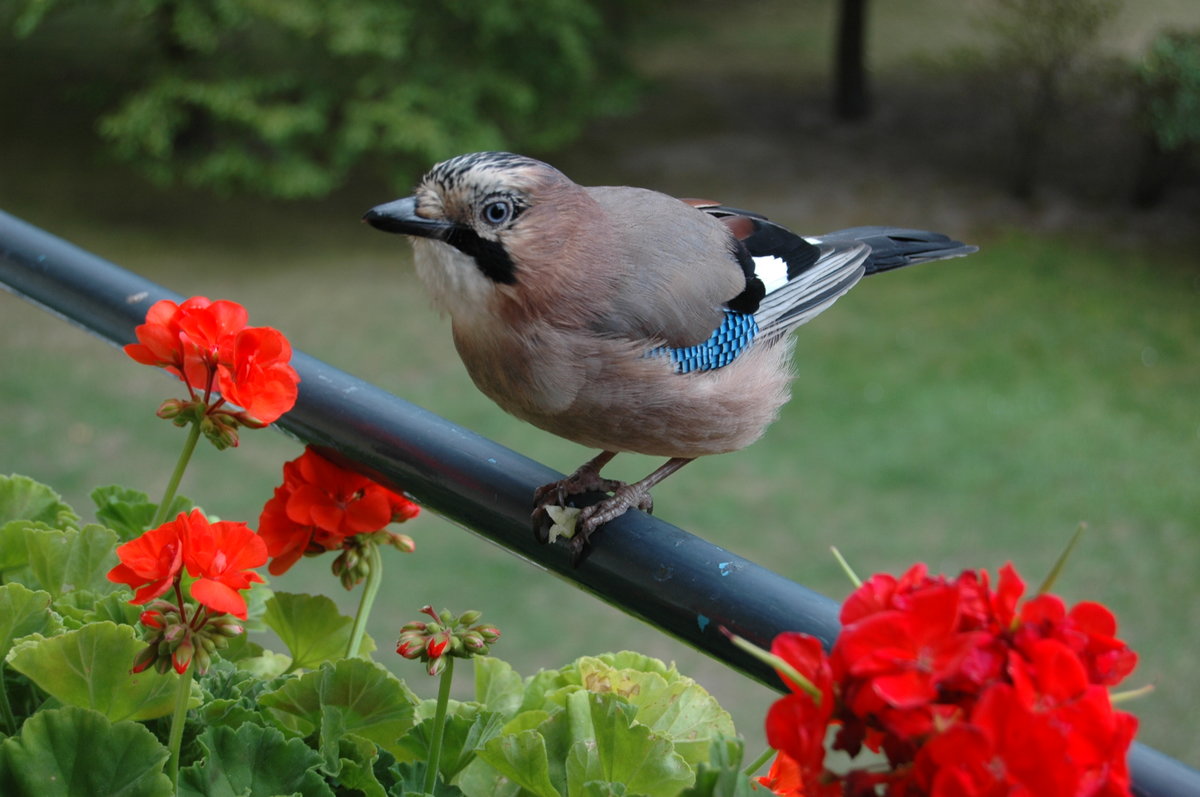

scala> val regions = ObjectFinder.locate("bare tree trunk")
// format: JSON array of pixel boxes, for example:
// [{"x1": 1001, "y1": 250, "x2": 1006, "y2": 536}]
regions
[{"x1": 834, "y1": 0, "x2": 870, "y2": 121}]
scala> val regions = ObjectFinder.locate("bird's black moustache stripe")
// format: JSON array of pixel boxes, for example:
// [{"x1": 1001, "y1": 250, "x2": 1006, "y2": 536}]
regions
[{"x1": 444, "y1": 227, "x2": 518, "y2": 285}]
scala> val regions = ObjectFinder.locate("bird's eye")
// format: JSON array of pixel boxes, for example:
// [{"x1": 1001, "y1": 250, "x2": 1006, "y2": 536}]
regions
[{"x1": 481, "y1": 199, "x2": 513, "y2": 226}]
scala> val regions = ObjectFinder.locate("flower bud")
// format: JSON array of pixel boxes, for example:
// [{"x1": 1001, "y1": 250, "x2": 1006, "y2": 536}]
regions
[
  {"x1": 140, "y1": 610, "x2": 166, "y2": 629},
  {"x1": 192, "y1": 647, "x2": 212, "y2": 676},
  {"x1": 400, "y1": 621, "x2": 427, "y2": 633},
  {"x1": 156, "y1": 398, "x2": 188, "y2": 421},
  {"x1": 396, "y1": 639, "x2": 423, "y2": 659},
  {"x1": 131, "y1": 642, "x2": 160, "y2": 674},
  {"x1": 201, "y1": 413, "x2": 240, "y2": 450},
  {"x1": 212, "y1": 618, "x2": 245, "y2": 637},
  {"x1": 457, "y1": 610, "x2": 483, "y2": 626},
  {"x1": 427, "y1": 655, "x2": 447, "y2": 677},
  {"x1": 475, "y1": 626, "x2": 502, "y2": 643},
  {"x1": 172, "y1": 638, "x2": 195, "y2": 674},
  {"x1": 426, "y1": 633, "x2": 450, "y2": 659},
  {"x1": 387, "y1": 532, "x2": 416, "y2": 553},
  {"x1": 232, "y1": 410, "x2": 269, "y2": 429}
]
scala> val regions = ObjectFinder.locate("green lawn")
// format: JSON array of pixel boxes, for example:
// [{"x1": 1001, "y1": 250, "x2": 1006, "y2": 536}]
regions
[{"x1": 2, "y1": 0, "x2": 1199, "y2": 771}]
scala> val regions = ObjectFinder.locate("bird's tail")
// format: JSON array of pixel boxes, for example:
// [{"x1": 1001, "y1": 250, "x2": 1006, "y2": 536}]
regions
[{"x1": 817, "y1": 227, "x2": 978, "y2": 275}]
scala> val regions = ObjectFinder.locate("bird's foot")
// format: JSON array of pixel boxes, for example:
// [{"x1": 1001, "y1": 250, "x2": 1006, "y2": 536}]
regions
[
  {"x1": 532, "y1": 470, "x2": 652, "y2": 546},
  {"x1": 566, "y1": 483, "x2": 658, "y2": 556},
  {"x1": 533, "y1": 455, "x2": 692, "y2": 564}
]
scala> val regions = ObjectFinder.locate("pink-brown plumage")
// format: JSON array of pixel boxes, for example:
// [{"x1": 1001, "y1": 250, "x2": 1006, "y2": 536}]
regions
[{"x1": 364, "y1": 151, "x2": 976, "y2": 552}]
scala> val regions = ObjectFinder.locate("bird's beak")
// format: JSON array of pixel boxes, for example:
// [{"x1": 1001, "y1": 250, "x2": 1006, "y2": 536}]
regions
[{"x1": 363, "y1": 197, "x2": 453, "y2": 239}]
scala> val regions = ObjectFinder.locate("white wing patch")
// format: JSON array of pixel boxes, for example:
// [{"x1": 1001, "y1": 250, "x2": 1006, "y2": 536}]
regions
[{"x1": 753, "y1": 255, "x2": 790, "y2": 293}]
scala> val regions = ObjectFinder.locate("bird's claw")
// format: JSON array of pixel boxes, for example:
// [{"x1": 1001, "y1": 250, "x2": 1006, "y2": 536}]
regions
[{"x1": 532, "y1": 480, "x2": 656, "y2": 562}]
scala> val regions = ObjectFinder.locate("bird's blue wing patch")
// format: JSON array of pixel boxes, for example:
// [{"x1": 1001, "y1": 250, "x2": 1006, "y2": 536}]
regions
[{"x1": 648, "y1": 309, "x2": 759, "y2": 374}]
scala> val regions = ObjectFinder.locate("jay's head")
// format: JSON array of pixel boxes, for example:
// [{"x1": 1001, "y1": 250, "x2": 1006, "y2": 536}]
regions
[{"x1": 365, "y1": 152, "x2": 597, "y2": 314}]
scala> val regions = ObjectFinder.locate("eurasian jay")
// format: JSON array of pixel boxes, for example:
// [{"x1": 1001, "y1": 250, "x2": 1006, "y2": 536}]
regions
[{"x1": 364, "y1": 151, "x2": 976, "y2": 552}]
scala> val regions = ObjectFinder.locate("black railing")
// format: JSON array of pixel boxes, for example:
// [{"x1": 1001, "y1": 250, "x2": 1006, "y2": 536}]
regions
[{"x1": 1, "y1": 208, "x2": 1195, "y2": 796}]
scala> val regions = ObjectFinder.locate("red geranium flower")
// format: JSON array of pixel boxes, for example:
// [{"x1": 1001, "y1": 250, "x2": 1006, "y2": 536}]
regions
[
  {"x1": 216, "y1": 326, "x2": 300, "y2": 424},
  {"x1": 177, "y1": 508, "x2": 267, "y2": 620},
  {"x1": 258, "y1": 447, "x2": 420, "y2": 576},
  {"x1": 766, "y1": 634, "x2": 834, "y2": 762},
  {"x1": 107, "y1": 521, "x2": 185, "y2": 603},
  {"x1": 124, "y1": 296, "x2": 299, "y2": 438},
  {"x1": 760, "y1": 561, "x2": 1139, "y2": 796}
]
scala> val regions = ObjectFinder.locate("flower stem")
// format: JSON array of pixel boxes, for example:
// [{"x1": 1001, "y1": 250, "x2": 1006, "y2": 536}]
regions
[
  {"x1": 423, "y1": 656, "x2": 454, "y2": 795},
  {"x1": 152, "y1": 420, "x2": 203, "y2": 528},
  {"x1": 743, "y1": 745, "x2": 777, "y2": 777},
  {"x1": 346, "y1": 543, "x2": 384, "y2": 659},
  {"x1": 166, "y1": 665, "x2": 194, "y2": 788}
]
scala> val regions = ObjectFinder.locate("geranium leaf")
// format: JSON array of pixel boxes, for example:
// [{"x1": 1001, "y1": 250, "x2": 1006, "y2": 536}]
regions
[
  {"x1": 0, "y1": 706, "x2": 171, "y2": 797},
  {"x1": 0, "y1": 583, "x2": 58, "y2": 663},
  {"x1": 259, "y1": 658, "x2": 418, "y2": 758},
  {"x1": 677, "y1": 737, "x2": 756, "y2": 797},
  {"x1": 177, "y1": 723, "x2": 333, "y2": 797},
  {"x1": 395, "y1": 710, "x2": 507, "y2": 781},
  {"x1": 565, "y1": 692, "x2": 693, "y2": 797},
  {"x1": 7, "y1": 621, "x2": 187, "y2": 721},
  {"x1": 91, "y1": 485, "x2": 194, "y2": 542},
  {"x1": 22, "y1": 523, "x2": 119, "y2": 598},
  {"x1": 476, "y1": 728, "x2": 561, "y2": 797},
  {"x1": 261, "y1": 592, "x2": 373, "y2": 669},
  {"x1": 474, "y1": 655, "x2": 525, "y2": 718},
  {"x1": 328, "y1": 733, "x2": 386, "y2": 797},
  {"x1": 0, "y1": 475, "x2": 79, "y2": 529},
  {"x1": 572, "y1": 657, "x2": 736, "y2": 767}
]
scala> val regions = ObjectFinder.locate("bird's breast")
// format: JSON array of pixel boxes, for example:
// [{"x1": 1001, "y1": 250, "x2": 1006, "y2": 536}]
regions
[{"x1": 449, "y1": 319, "x2": 795, "y2": 459}]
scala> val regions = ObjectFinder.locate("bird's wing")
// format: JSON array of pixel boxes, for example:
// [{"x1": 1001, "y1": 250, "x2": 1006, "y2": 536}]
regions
[
  {"x1": 584, "y1": 187, "x2": 748, "y2": 348},
  {"x1": 688, "y1": 202, "x2": 869, "y2": 343}
]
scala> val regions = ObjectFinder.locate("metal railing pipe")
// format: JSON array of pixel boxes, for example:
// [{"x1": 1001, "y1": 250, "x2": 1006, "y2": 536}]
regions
[{"x1": 1, "y1": 208, "x2": 1195, "y2": 795}]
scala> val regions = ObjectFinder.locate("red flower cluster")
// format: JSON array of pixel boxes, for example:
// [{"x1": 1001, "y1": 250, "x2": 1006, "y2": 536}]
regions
[
  {"x1": 395, "y1": 606, "x2": 500, "y2": 676},
  {"x1": 761, "y1": 563, "x2": 1139, "y2": 797},
  {"x1": 124, "y1": 297, "x2": 300, "y2": 440},
  {"x1": 258, "y1": 447, "x2": 419, "y2": 577},
  {"x1": 108, "y1": 508, "x2": 267, "y2": 621}
]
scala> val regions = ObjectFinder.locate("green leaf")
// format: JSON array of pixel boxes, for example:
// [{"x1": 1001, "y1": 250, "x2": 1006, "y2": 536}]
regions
[
  {"x1": 474, "y1": 656, "x2": 525, "y2": 718},
  {"x1": 177, "y1": 723, "x2": 333, "y2": 797},
  {"x1": 6, "y1": 621, "x2": 187, "y2": 722},
  {"x1": 22, "y1": 523, "x2": 120, "y2": 598},
  {"x1": 395, "y1": 710, "x2": 507, "y2": 781},
  {"x1": 0, "y1": 583, "x2": 58, "y2": 663},
  {"x1": 678, "y1": 737, "x2": 755, "y2": 797},
  {"x1": 564, "y1": 692, "x2": 693, "y2": 797},
  {"x1": 0, "y1": 706, "x2": 171, "y2": 797},
  {"x1": 91, "y1": 485, "x2": 193, "y2": 541},
  {"x1": 571, "y1": 656, "x2": 736, "y2": 767},
  {"x1": 236, "y1": 649, "x2": 293, "y2": 679},
  {"x1": 328, "y1": 733, "x2": 386, "y2": 797},
  {"x1": 262, "y1": 592, "x2": 374, "y2": 670},
  {"x1": 577, "y1": 783, "x2": 628, "y2": 797},
  {"x1": 476, "y1": 728, "x2": 561, "y2": 797},
  {"x1": 259, "y1": 658, "x2": 417, "y2": 758},
  {"x1": 75, "y1": 588, "x2": 143, "y2": 627},
  {"x1": 0, "y1": 475, "x2": 79, "y2": 530}
]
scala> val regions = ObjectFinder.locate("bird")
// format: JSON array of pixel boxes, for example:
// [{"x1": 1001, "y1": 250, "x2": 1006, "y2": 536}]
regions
[{"x1": 364, "y1": 151, "x2": 976, "y2": 555}]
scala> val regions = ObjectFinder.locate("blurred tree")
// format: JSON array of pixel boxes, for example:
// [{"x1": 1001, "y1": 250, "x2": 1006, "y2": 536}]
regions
[
  {"x1": 1133, "y1": 29, "x2": 1200, "y2": 206},
  {"x1": 833, "y1": 0, "x2": 870, "y2": 121},
  {"x1": 9, "y1": 0, "x2": 641, "y2": 198},
  {"x1": 981, "y1": 0, "x2": 1121, "y2": 199}
]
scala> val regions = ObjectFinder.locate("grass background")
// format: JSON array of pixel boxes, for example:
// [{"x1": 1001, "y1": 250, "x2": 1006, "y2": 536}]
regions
[{"x1": 2, "y1": 0, "x2": 1198, "y2": 770}]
